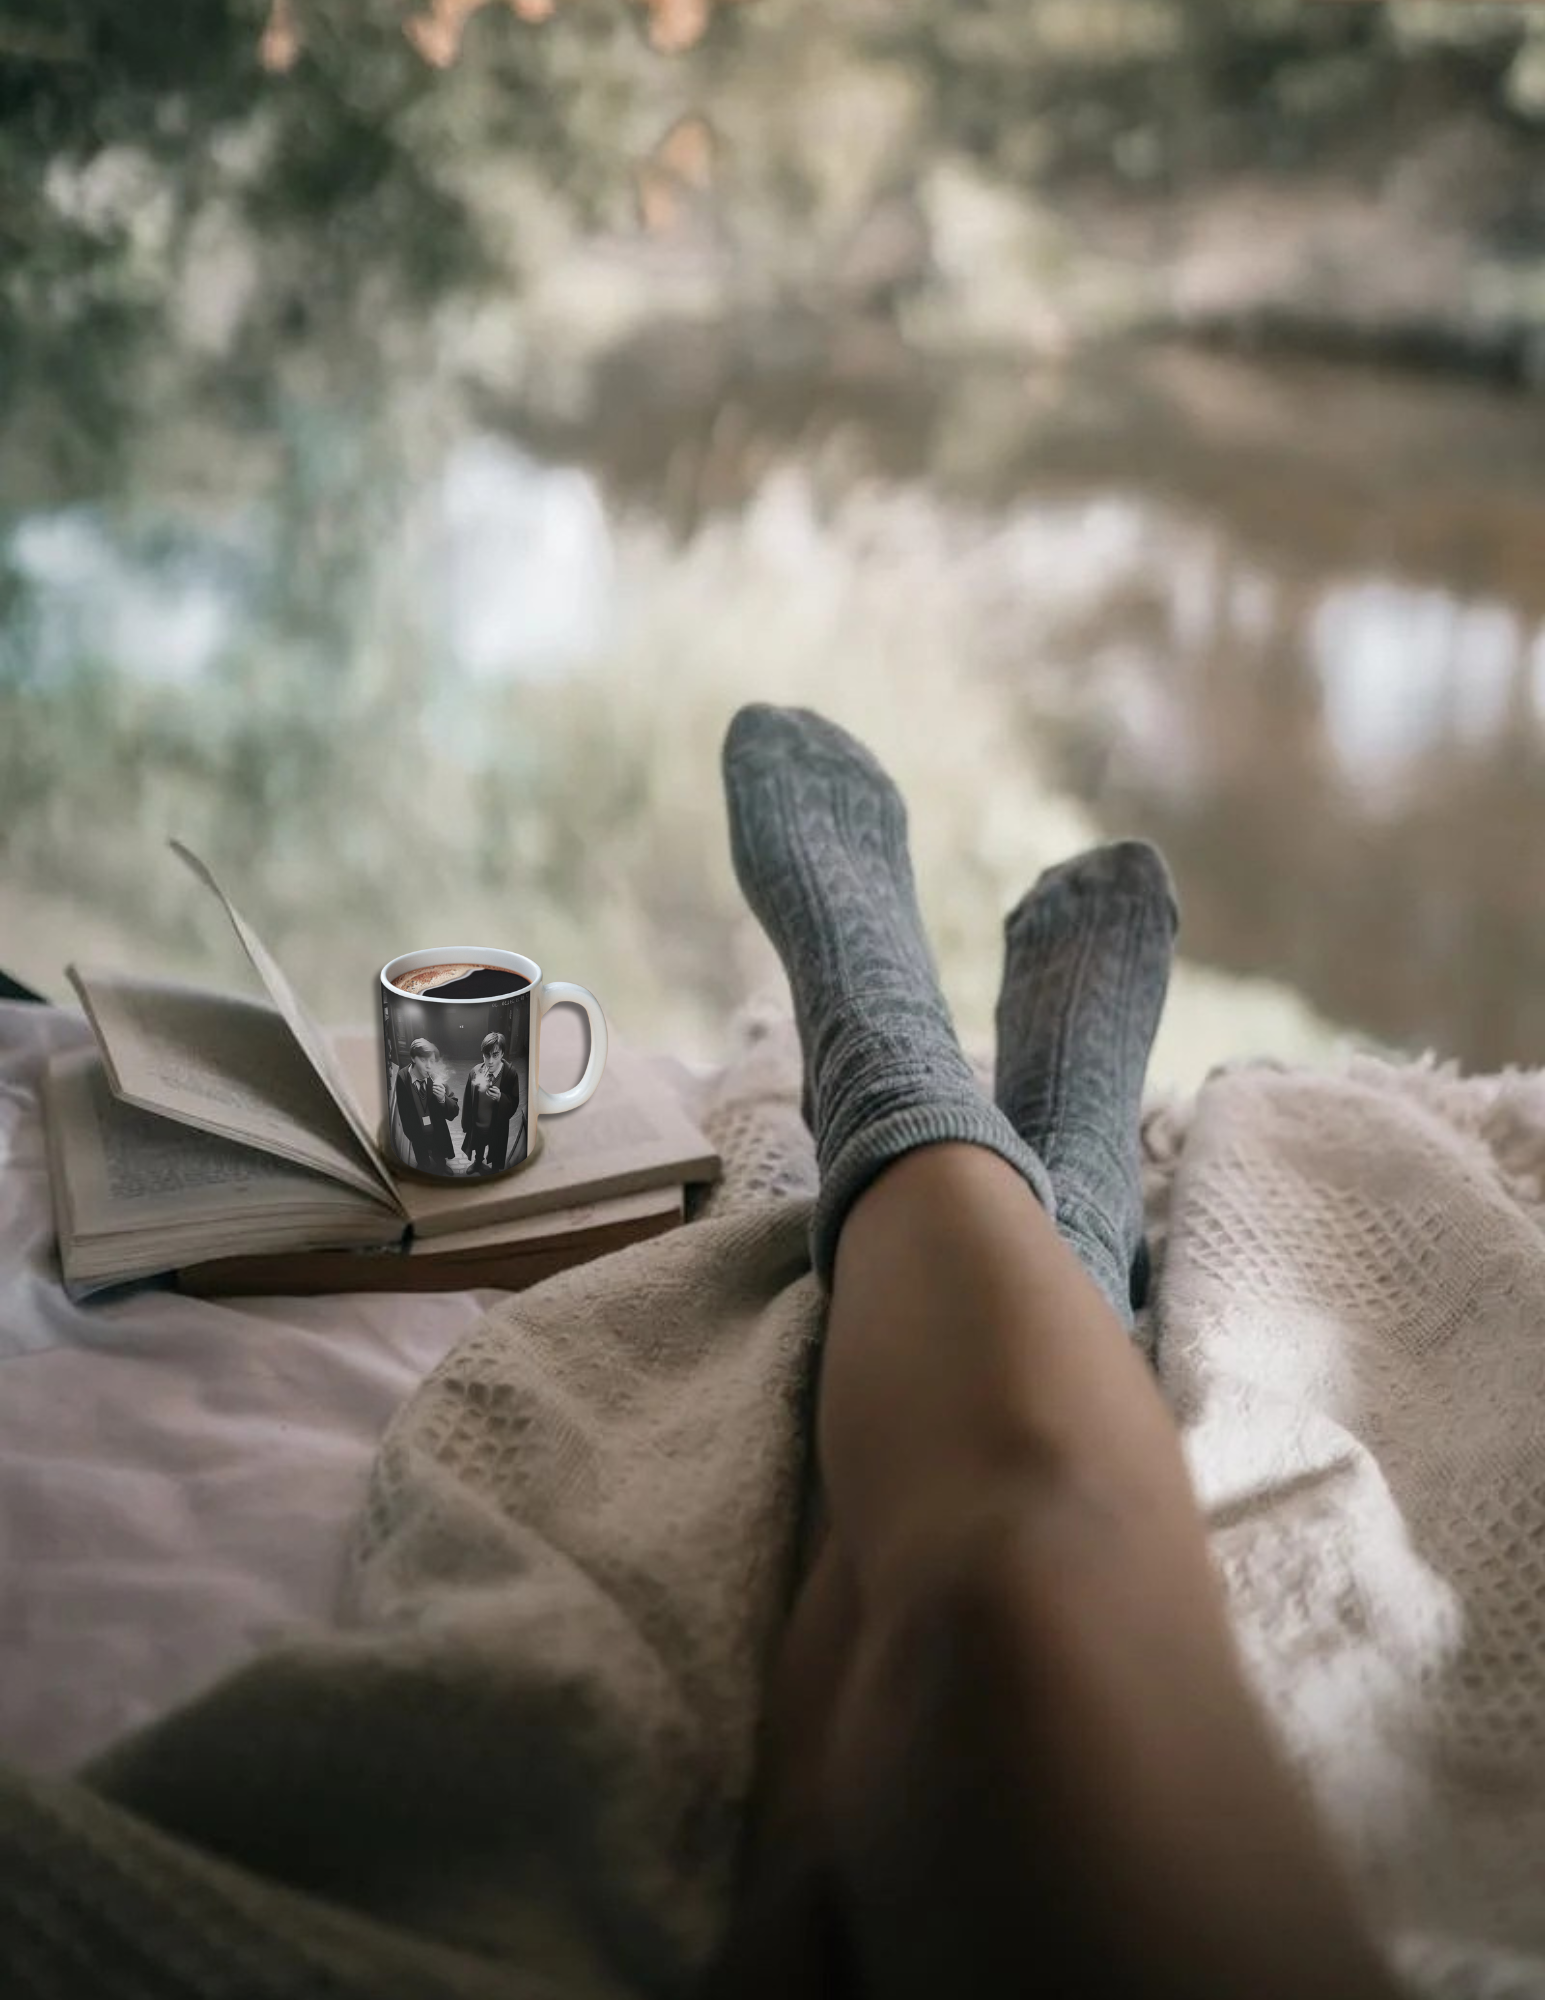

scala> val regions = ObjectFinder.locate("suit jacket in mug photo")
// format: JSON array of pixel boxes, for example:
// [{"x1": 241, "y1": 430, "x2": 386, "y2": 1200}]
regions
[
  {"x1": 461, "y1": 1055, "x2": 523, "y2": 1167},
  {"x1": 394, "y1": 1060, "x2": 457, "y2": 1170}
]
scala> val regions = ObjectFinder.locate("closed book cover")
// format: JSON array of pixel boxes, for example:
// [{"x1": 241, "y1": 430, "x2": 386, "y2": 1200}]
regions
[{"x1": 175, "y1": 1184, "x2": 686, "y2": 1296}]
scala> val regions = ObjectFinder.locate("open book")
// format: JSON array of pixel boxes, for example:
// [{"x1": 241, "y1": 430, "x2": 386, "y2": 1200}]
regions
[{"x1": 44, "y1": 843, "x2": 720, "y2": 1297}]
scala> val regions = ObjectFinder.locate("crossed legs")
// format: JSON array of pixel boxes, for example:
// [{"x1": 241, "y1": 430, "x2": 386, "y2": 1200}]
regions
[
  {"x1": 703, "y1": 705, "x2": 1397, "y2": 2000},
  {"x1": 716, "y1": 1144, "x2": 1398, "y2": 1998}
]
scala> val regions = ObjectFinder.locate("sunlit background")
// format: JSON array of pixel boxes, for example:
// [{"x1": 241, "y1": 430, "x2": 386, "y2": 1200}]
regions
[{"x1": 6, "y1": 0, "x2": 1545, "y2": 1087}]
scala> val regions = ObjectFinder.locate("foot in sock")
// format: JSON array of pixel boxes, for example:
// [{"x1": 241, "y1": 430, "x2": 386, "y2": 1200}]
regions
[
  {"x1": 721, "y1": 703, "x2": 1055, "y2": 1285},
  {"x1": 993, "y1": 841, "x2": 1178, "y2": 1327}
]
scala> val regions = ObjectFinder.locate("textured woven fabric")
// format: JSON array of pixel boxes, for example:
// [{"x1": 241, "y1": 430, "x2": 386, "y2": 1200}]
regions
[
  {"x1": 1154, "y1": 1056, "x2": 1545, "y2": 1999},
  {"x1": 1, "y1": 1022, "x2": 1543, "y2": 1995},
  {"x1": 0, "y1": 1021, "x2": 824, "y2": 2000},
  {"x1": 993, "y1": 839, "x2": 1178, "y2": 1323}
]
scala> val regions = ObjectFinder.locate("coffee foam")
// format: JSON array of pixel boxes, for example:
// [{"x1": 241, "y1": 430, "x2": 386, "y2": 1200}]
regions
[{"x1": 393, "y1": 962, "x2": 501, "y2": 996}]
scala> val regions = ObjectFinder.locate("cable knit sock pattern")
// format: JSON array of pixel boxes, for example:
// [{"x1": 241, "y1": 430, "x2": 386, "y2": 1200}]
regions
[
  {"x1": 993, "y1": 841, "x2": 1178, "y2": 1327},
  {"x1": 721, "y1": 703, "x2": 1054, "y2": 1286}
]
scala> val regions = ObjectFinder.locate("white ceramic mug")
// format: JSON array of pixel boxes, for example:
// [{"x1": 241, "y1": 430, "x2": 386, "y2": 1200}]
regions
[{"x1": 379, "y1": 946, "x2": 607, "y2": 1180}]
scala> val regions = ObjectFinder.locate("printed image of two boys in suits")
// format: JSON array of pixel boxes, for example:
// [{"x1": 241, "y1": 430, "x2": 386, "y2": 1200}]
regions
[{"x1": 391, "y1": 1031, "x2": 524, "y2": 1175}]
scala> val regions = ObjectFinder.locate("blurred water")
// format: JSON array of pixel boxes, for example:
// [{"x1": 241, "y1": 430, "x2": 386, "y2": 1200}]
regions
[
  {"x1": 6, "y1": 0, "x2": 1545, "y2": 1085},
  {"x1": 9, "y1": 338, "x2": 1545, "y2": 1082}
]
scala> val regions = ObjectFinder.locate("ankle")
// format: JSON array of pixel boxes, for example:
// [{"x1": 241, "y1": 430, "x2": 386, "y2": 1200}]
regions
[{"x1": 814, "y1": 1114, "x2": 1055, "y2": 1287}]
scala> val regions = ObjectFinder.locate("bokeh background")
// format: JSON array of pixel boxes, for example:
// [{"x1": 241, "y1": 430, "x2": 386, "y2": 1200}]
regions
[{"x1": 6, "y1": 0, "x2": 1545, "y2": 1085}]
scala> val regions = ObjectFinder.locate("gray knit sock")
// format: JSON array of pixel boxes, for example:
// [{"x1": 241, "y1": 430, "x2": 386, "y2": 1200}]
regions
[
  {"x1": 993, "y1": 841, "x2": 1178, "y2": 1327},
  {"x1": 722, "y1": 703, "x2": 1055, "y2": 1286}
]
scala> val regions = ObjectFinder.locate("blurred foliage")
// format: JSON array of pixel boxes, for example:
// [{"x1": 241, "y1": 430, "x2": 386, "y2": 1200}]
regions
[
  {"x1": 5, "y1": 0, "x2": 1545, "y2": 1074},
  {"x1": 2, "y1": 0, "x2": 1543, "y2": 511}
]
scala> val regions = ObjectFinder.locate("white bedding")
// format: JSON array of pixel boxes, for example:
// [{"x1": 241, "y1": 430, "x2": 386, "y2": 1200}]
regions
[{"x1": 0, "y1": 1000, "x2": 630, "y2": 1772}]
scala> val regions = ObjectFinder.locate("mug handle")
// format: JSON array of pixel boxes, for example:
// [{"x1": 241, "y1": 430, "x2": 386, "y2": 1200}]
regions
[{"x1": 536, "y1": 982, "x2": 608, "y2": 1115}]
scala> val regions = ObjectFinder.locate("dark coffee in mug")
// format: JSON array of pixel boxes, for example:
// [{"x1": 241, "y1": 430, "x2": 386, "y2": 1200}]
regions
[{"x1": 392, "y1": 963, "x2": 530, "y2": 1000}]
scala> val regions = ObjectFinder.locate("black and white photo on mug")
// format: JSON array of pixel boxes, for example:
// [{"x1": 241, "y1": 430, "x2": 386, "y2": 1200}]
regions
[{"x1": 380, "y1": 987, "x2": 530, "y2": 1177}]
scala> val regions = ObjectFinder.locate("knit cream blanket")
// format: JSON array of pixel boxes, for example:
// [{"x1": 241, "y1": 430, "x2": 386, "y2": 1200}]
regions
[{"x1": 3, "y1": 1018, "x2": 1543, "y2": 1996}]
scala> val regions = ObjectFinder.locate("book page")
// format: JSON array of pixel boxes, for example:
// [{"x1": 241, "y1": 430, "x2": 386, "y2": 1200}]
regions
[
  {"x1": 46, "y1": 1049, "x2": 383, "y2": 1226},
  {"x1": 43, "y1": 1049, "x2": 399, "y2": 1294},
  {"x1": 169, "y1": 840, "x2": 398, "y2": 1202},
  {"x1": 68, "y1": 967, "x2": 389, "y2": 1204},
  {"x1": 333, "y1": 1028, "x2": 720, "y2": 1239}
]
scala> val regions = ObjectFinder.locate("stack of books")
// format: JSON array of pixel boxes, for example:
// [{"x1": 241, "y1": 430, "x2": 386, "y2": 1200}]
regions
[{"x1": 41, "y1": 845, "x2": 720, "y2": 1300}]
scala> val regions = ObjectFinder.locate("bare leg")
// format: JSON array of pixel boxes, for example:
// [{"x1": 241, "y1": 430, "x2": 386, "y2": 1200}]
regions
[{"x1": 772, "y1": 1140, "x2": 1398, "y2": 2000}]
